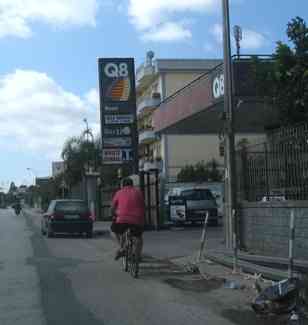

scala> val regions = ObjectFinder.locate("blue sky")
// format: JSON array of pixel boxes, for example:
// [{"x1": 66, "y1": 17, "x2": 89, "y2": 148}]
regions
[{"x1": 0, "y1": 0, "x2": 307, "y2": 190}]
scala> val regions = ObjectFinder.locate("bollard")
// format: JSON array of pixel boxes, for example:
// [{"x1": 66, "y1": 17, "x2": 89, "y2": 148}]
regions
[
  {"x1": 197, "y1": 212, "x2": 209, "y2": 263},
  {"x1": 288, "y1": 209, "x2": 295, "y2": 279}
]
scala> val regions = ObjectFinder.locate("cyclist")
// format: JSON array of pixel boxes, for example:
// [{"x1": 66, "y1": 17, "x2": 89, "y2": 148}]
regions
[{"x1": 111, "y1": 177, "x2": 145, "y2": 260}]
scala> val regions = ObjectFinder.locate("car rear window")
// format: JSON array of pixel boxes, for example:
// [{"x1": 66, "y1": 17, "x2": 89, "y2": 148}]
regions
[
  {"x1": 181, "y1": 189, "x2": 214, "y2": 201},
  {"x1": 55, "y1": 201, "x2": 88, "y2": 213}
]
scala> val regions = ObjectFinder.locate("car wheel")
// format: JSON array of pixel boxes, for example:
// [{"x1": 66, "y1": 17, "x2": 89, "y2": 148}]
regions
[
  {"x1": 86, "y1": 231, "x2": 93, "y2": 238},
  {"x1": 47, "y1": 225, "x2": 54, "y2": 238},
  {"x1": 41, "y1": 221, "x2": 45, "y2": 235}
]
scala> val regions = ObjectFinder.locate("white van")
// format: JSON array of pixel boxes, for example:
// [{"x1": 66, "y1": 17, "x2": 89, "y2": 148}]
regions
[{"x1": 166, "y1": 186, "x2": 218, "y2": 226}]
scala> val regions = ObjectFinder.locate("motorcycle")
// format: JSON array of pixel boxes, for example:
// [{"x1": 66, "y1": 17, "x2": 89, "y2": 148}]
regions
[{"x1": 13, "y1": 204, "x2": 21, "y2": 215}]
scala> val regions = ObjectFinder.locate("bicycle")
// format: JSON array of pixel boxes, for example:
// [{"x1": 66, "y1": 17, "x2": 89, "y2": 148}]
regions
[{"x1": 121, "y1": 228, "x2": 140, "y2": 278}]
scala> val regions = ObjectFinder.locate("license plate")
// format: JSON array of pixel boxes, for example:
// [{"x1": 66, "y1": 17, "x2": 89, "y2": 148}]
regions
[{"x1": 64, "y1": 215, "x2": 80, "y2": 220}]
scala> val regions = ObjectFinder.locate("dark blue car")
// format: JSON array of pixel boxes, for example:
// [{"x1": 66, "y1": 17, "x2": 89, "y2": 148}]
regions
[{"x1": 41, "y1": 200, "x2": 93, "y2": 238}]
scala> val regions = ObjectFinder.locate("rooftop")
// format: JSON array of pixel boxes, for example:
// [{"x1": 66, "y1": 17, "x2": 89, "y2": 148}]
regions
[
  {"x1": 155, "y1": 59, "x2": 222, "y2": 72},
  {"x1": 136, "y1": 58, "x2": 222, "y2": 75}
]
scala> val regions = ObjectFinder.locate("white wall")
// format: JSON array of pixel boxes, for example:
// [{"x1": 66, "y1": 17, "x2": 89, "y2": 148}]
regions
[{"x1": 164, "y1": 72, "x2": 203, "y2": 98}]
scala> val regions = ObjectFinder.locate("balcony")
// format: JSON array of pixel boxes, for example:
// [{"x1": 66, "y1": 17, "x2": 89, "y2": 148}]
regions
[
  {"x1": 138, "y1": 129, "x2": 156, "y2": 145},
  {"x1": 136, "y1": 64, "x2": 156, "y2": 94},
  {"x1": 139, "y1": 159, "x2": 163, "y2": 172},
  {"x1": 137, "y1": 95, "x2": 161, "y2": 117}
]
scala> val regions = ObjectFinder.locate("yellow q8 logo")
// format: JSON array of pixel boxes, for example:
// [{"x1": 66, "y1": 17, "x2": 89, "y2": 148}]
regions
[{"x1": 104, "y1": 63, "x2": 129, "y2": 78}]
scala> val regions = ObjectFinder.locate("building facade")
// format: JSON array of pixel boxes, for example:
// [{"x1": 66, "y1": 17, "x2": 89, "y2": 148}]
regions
[
  {"x1": 52, "y1": 161, "x2": 65, "y2": 178},
  {"x1": 151, "y1": 57, "x2": 277, "y2": 182},
  {"x1": 136, "y1": 52, "x2": 222, "y2": 172}
]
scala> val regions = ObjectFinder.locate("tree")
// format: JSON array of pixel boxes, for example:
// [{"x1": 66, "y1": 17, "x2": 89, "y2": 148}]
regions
[
  {"x1": 8, "y1": 182, "x2": 17, "y2": 194},
  {"x1": 255, "y1": 17, "x2": 308, "y2": 125},
  {"x1": 61, "y1": 134, "x2": 101, "y2": 187},
  {"x1": 177, "y1": 159, "x2": 223, "y2": 183}
]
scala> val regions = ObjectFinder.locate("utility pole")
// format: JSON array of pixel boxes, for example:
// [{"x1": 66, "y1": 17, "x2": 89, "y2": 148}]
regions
[{"x1": 222, "y1": 0, "x2": 237, "y2": 249}]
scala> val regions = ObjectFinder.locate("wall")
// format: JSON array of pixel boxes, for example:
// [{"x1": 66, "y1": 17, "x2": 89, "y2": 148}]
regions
[
  {"x1": 137, "y1": 72, "x2": 203, "y2": 108},
  {"x1": 164, "y1": 72, "x2": 203, "y2": 98},
  {"x1": 240, "y1": 201, "x2": 308, "y2": 260},
  {"x1": 137, "y1": 76, "x2": 160, "y2": 104},
  {"x1": 165, "y1": 133, "x2": 266, "y2": 179}
]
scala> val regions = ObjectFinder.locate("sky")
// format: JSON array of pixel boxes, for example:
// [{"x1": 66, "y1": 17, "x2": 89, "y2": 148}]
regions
[{"x1": 0, "y1": 0, "x2": 307, "y2": 190}]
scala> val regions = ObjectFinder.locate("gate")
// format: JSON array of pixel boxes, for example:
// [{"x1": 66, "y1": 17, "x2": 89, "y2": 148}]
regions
[
  {"x1": 99, "y1": 170, "x2": 161, "y2": 229},
  {"x1": 139, "y1": 169, "x2": 161, "y2": 229}
]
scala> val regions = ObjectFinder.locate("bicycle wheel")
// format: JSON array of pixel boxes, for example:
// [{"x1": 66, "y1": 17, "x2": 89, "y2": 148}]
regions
[
  {"x1": 121, "y1": 233, "x2": 129, "y2": 272},
  {"x1": 131, "y1": 255, "x2": 139, "y2": 278},
  {"x1": 129, "y1": 238, "x2": 139, "y2": 278},
  {"x1": 122, "y1": 251, "x2": 129, "y2": 272}
]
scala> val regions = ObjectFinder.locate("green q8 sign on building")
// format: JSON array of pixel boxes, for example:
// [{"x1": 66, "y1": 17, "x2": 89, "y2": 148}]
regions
[{"x1": 98, "y1": 58, "x2": 138, "y2": 174}]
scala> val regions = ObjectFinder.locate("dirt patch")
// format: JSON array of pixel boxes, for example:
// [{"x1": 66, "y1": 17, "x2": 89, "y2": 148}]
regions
[{"x1": 164, "y1": 277, "x2": 224, "y2": 292}]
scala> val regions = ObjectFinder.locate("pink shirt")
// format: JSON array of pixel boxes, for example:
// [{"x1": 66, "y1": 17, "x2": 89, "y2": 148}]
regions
[{"x1": 112, "y1": 186, "x2": 145, "y2": 225}]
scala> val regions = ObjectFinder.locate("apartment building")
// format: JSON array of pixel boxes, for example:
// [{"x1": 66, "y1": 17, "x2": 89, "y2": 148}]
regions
[{"x1": 136, "y1": 51, "x2": 221, "y2": 172}]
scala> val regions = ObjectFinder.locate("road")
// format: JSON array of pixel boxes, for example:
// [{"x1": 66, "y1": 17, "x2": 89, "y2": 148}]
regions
[{"x1": 0, "y1": 207, "x2": 238, "y2": 325}]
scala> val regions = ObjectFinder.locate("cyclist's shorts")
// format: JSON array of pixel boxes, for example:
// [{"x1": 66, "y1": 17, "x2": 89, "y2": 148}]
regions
[{"x1": 111, "y1": 222, "x2": 144, "y2": 237}]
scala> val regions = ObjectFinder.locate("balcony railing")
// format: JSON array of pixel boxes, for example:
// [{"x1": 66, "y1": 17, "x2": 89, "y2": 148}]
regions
[
  {"x1": 137, "y1": 96, "x2": 161, "y2": 117},
  {"x1": 138, "y1": 129, "x2": 156, "y2": 145},
  {"x1": 136, "y1": 64, "x2": 156, "y2": 93}
]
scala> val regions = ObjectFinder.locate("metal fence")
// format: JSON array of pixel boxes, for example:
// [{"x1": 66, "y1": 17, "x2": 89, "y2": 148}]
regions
[
  {"x1": 237, "y1": 123, "x2": 308, "y2": 201},
  {"x1": 99, "y1": 170, "x2": 161, "y2": 229}
]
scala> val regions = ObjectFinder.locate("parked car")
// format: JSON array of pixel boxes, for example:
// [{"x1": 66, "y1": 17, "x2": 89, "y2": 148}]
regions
[
  {"x1": 41, "y1": 200, "x2": 93, "y2": 238},
  {"x1": 166, "y1": 187, "x2": 218, "y2": 226}
]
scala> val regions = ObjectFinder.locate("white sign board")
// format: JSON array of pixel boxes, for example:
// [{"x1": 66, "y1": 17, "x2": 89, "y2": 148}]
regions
[
  {"x1": 102, "y1": 149, "x2": 133, "y2": 164},
  {"x1": 103, "y1": 126, "x2": 131, "y2": 136},
  {"x1": 103, "y1": 137, "x2": 132, "y2": 148},
  {"x1": 105, "y1": 114, "x2": 134, "y2": 125}
]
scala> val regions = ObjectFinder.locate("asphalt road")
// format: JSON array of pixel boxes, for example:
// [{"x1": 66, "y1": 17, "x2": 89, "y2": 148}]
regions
[{"x1": 0, "y1": 208, "x2": 236, "y2": 325}]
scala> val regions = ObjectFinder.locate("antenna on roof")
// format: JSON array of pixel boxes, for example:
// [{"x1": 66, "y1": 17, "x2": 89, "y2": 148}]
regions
[{"x1": 146, "y1": 51, "x2": 155, "y2": 66}]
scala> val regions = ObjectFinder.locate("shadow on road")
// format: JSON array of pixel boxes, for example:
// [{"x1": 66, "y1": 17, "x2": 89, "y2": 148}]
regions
[
  {"x1": 138, "y1": 254, "x2": 195, "y2": 279},
  {"x1": 44, "y1": 230, "x2": 110, "y2": 239}
]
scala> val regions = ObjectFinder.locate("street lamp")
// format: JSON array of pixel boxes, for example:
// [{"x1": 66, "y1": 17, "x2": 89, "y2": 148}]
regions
[
  {"x1": 27, "y1": 168, "x2": 37, "y2": 186},
  {"x1": 83, "y1": 118, "x2": 96, "y2": 172},
  {"x1": 82, "y1": 118, "x2": 99, "y2": 220},
  {"x1": 27, "y1": 168, "x2": 39, "y2": 208}
]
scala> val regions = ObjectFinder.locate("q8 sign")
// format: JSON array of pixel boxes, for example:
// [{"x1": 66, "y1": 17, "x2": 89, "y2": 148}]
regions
[{"x1": 98, "y1": 58, "x2": 138, "y2": 173}]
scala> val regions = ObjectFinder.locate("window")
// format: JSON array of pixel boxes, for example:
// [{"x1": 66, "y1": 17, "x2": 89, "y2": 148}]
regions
[
  {"x1": 55, "y1": 201, "x2": 88, "y2": 213},
  {"x1": 181, "y1": 189, "x2": 214, "y2": 201},
  {"x1": 47, "y1": 201, "x2": 56, "y2": 214}
]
